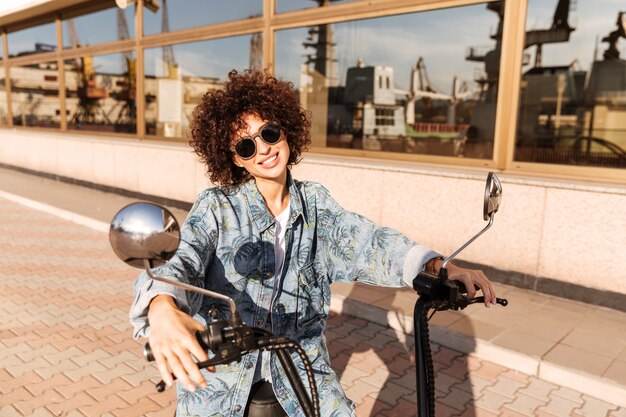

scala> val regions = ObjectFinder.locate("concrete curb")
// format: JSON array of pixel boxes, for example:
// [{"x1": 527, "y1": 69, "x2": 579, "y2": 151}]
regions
[
  {"x1": 330, "y1": 293, "x2": 626, "y2": 408},
  {"x1": 2, "y1": 189, "x2": 625, "y2": 408}
]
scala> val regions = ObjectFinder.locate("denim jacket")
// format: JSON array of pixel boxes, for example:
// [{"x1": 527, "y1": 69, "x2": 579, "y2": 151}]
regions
[{"x1": 130, "y1": 172, "x2": 440, "y2": 417}]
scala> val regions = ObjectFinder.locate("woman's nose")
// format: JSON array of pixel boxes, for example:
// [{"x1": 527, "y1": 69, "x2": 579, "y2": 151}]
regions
[{"x1": 255, "y1": 136, "x2": 271, "y2": 154}]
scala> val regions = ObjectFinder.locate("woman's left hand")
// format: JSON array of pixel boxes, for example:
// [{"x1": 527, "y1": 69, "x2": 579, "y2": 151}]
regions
[{"x1": 429, "y1": 259, "x2": 497, "y2": 307}]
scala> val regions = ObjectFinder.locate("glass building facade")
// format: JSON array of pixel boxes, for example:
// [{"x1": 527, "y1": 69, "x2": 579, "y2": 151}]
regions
[{"x1": 0, "y1": 0, "x2": 624, "y2": 180}]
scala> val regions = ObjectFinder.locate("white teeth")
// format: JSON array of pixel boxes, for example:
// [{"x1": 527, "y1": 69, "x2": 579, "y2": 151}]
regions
[{"x1": 262, "y1": 154, "x2": 277, "y2": 165}]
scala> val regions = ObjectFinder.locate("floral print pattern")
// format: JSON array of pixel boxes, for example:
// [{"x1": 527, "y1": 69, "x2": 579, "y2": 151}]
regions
[{"x1": 130, "y1": 172, "x2": 439, "y2": 417}]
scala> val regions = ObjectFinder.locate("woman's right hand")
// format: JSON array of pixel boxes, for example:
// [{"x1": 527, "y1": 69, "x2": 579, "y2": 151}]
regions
[{"x1": 147, "y1": 295, "x2": 214, "y2": 392}]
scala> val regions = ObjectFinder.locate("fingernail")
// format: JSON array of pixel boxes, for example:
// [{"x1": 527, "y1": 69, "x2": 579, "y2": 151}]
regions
[{"x1": 187, "y1": 385, "x2": 196, "y2": 392}]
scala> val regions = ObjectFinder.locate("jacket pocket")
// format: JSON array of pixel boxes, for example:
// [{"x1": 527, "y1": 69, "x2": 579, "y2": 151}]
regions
[{"x1": 296, "y1": 262, "x2": 326, "y2": 329}]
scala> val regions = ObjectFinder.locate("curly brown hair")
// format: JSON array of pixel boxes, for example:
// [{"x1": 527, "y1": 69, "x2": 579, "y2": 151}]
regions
[{"x1": 189, "y1": 69, "x2": 311, "y2": 186}]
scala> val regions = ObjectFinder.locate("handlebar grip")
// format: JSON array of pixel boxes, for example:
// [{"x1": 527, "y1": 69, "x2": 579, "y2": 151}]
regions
[{"x1": 143, "y1": 330, "x2": 211, "y2": 362}]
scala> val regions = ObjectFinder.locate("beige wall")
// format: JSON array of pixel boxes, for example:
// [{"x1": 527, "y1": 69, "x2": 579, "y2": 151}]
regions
[{"x1": 1, "y1": 129, "x2": 625, "y2": 294}]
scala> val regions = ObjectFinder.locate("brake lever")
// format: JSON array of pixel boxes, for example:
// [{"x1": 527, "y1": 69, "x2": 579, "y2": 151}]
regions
[{"x1": 464, "y1": 296, "x2": 509, "y2": 307}]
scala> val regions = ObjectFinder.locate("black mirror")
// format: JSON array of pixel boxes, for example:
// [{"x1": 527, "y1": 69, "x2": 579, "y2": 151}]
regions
[
  {"x1": 109, "y1": 202, "x2": 180, "y2": 268},
  {"x1": 483, "y1": 172, "x2": 503, "y2": 221}
]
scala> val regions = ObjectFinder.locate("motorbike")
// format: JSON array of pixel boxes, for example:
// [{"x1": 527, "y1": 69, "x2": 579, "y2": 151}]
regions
[{"x1": 108, "y1": 172, "x2": 507, "y2": 417}]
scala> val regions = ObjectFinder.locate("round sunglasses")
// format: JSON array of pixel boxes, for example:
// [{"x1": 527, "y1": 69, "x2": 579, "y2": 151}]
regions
[{"x1": 231, "y1": 123, "x2": 282, "y2": 160}]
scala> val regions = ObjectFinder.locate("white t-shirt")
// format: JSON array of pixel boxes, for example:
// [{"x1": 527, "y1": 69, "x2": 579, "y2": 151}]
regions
[{"x1": 253, "y1": 203, "x2": 290, "y2": 383}]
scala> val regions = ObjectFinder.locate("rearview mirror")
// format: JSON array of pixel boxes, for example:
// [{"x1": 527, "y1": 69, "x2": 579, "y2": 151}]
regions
[
  {"x1": 442, "y1": 172, "x2": 503, "y2": 269},
  {"x1": 109, "y1": 202, "x2": 180, "y2": 268},
  {"x1": 484, "y1": 172, "x2": 503, "y2": 221}
]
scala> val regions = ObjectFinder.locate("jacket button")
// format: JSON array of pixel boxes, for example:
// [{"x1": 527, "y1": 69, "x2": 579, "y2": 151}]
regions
[
  {"x1": 257, "y1": 318, "x2": 265, "y2": 326},
  {"x1": 234, "y1": 404, "x2": 242, "y2": 412},
  {"x1": 246, "y1": 361, "x2": 253, "y2": 369},
  {"x1": 265, "y1": 271, "x2": 273, "y2": 278},
  {"x1": 279, "y1": 388, "x2": 286, "y2": 397}
]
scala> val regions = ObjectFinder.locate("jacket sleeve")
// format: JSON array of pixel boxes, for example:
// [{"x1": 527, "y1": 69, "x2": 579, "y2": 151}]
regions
[
  {"x1": 129, "y1": 189, "x2": 218, "y2": 339},
  {"x1": 314, "y1": 184, "x2": 440, "y2": 288}
]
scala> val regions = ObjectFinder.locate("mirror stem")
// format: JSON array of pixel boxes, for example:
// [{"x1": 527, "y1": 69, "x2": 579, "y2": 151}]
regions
[
  {"x1": 441, "y1": 214, "x2": 495, "y2": 271},
  {"x1": 143, "y1": 261, "x2": 242, "y2": 326}
]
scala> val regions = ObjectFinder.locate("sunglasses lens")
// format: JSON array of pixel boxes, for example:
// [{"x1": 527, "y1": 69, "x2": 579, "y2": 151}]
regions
[
  {"x1": 261, "y1": 124, "x2": 281, "y2": 144},
  {"x1": 235, "y1": 138, "x2": 256, "y2": 159}
]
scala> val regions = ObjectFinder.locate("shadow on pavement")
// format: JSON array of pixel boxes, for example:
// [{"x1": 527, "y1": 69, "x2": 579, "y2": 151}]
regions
[{"x1": 327, "y1": 286, "x2": 477, "y2": 417}]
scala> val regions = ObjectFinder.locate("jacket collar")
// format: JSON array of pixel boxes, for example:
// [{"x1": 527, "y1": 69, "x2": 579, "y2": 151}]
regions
[{"x1": 242, "y1": 171, "x2": 307, "y2": 233}]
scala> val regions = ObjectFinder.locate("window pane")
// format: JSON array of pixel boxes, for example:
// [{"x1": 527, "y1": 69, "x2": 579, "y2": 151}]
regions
[
  {"x1": 515, "y1": 0, "x2": 626, "y2": 168},
  {"x1": 275, "y1": 2, "x2": 504, "y2": 159},
  {"x1": 63, "y1": 6, "x2": 135, "y2": 49},
  {"x1": 276, "y1": 0, "x2": 356, "y2": 14},
  {"x1": 65, "y1": 51, "x2": 137, "y2": 133},
  {"x1": 143, "y1": 0, "x2": 262, "y2": 36},
  {"x1": 8, "y1": 22, "x2": 56, "y2": 57},
  {"x1": 144, "y1": 34, "x2": 260, "y2": 137},
  {"x1": 11, "y1": 62, "x2": 60, "y2": 128}
]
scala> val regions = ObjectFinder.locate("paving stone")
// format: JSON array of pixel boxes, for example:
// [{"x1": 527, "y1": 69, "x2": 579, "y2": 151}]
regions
[
  {"x1": 64, "y1": 361, "x2": 108, "y2": 382},
  {"x1": 0, "y1": 405, "x2": 24, "y2": 417},
  {"x1": 14, "y1": 389, "x2": 64, "y2": 416},
  {"x1": 0, "y1": 370, "x2": 43, "y2": 395},
  {"x1": 574, "y1": 395, "x2": 621, "y2": 417},
  {"x1": 517, "y1": 377, "x2": 558, "y2": 402},
  {"x1": 538, "y1": 393, "x2": 584, "y2": 417},
  {"x1": 502, "y1": 392, "x2": 548, "y2": 416},
  {"x1": 145, "y1": 405, "x2": 178, "y2": 417},
  {"x1": 474, "y1": 390, "x2": 513, "y2": 415},
  {"x1": 355, "y1": 395, "x2": 392, "y2": 417},
  {"x1": 473, "y1": 361, "x2": 508, "y2": 382},
  {"x1": 79, "y1": 394, "x2": 129, "y2": 417},
  {"x1": 373, "y1": 380, "x2": 415, "y2": 407},
  {"x1": 609, "y1": 407, "x2": 626, "y2": 417},
  {"x1": 485, "y1": 374, "x2": 528, "y2": 400},
  {"x1": 464, "y1": 374, "x2": 496, "y2": 396},
  {"x1": 439, "y1": 386, "x2": 473, "y2": 412},
  {"x1": 344, "y1": 379, "x2": 380, "y2": 404},
  {"x1": 111, "y1": 396, "x2": 162, "y2": 417},
  {"x1": 549, "y1": 386, "x2": 584, "y2": 405},
  {"x1": 55, "y1": 376, "x2": 102, "y2": 399},
  {"x1": 30, "y1": 407, "x2": 57, "y2": 417}
]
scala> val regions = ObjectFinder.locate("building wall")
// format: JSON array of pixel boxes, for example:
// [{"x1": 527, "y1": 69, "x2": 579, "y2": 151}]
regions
[{"x1": 2, "y1": 128, "x2": 625, "y2": 295}]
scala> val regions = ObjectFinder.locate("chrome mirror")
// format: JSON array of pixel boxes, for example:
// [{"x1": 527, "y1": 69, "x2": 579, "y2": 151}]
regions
[
  {"x1": 483, "y1": 172, "x2": 503, "y2": 221},
  {"x1": 109, "y1": 202, "x2": 241, "y2": 323},
  {"x1": 109, "y1": 202, "x2": 180, "y2": 268},
  {"x1": 442, "y1": 172, "x2": 503, "y2": 269}
]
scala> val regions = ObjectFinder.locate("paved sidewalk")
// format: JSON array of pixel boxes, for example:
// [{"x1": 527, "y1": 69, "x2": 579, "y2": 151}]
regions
[{"x1": 1, "y1": 166, "x2": 626, "y2": 416}]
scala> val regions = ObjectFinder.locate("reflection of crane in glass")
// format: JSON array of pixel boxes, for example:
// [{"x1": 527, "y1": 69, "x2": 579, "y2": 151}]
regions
[
  {"x1": 601, "y1": 12, "x2": 626, "y2": 60},
  {"x1": 66, "y1": 18, "x2": 110, "y2": 126},
  {"x1": 249, "y1": 33, "x2": 262, "y2": 70},
  {"x1": 143, "y1": 0, "x2": 178, "y2": 78},
  {"x1": 404, "y1": 57, "x2": 476, "y2": 126},
  {"x1": 302, "y1": 0, "x2": 340, "y2": 87},
  {"x1": 115, "y1": 8, "x2": 137, "y2": 127},
  {"x1": 524, "y1": 0, "x2": 574, "y2": 67}
]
